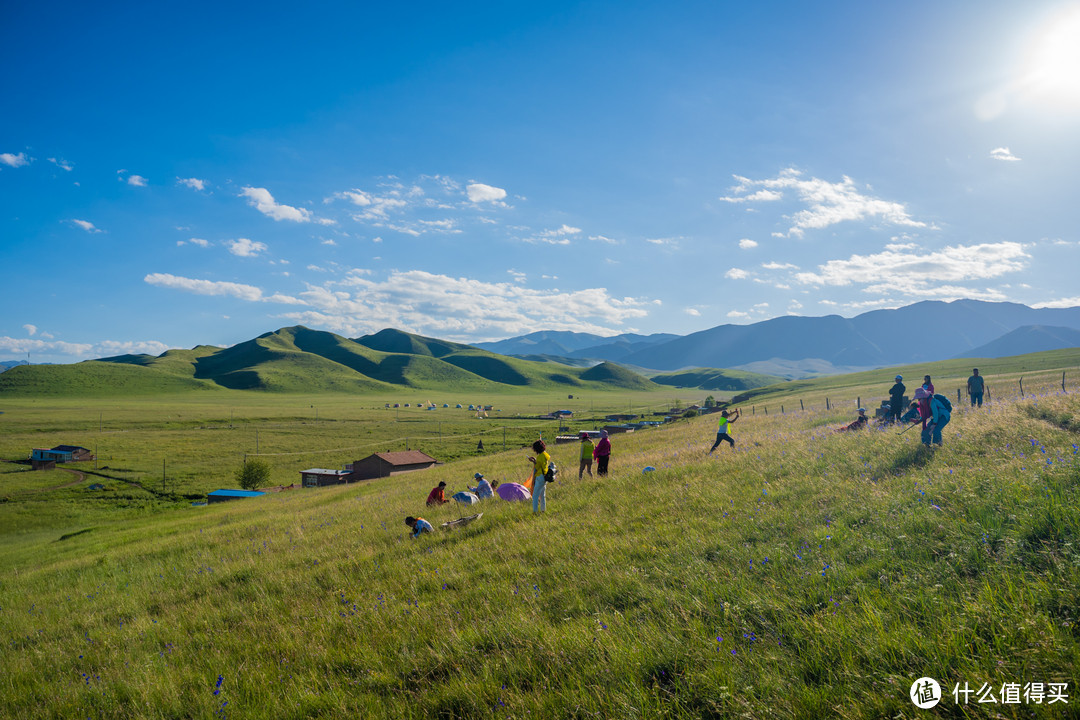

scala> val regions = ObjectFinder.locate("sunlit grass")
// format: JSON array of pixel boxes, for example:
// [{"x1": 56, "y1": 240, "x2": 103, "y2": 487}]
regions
[{"x1": 1, "y1": 381, "x2": 1079, "y2": 717}]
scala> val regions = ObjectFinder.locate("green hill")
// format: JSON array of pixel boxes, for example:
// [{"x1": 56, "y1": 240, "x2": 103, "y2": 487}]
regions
[
  {"x1": 649, "y1": 367, "x2": 783, "y2": 392},
  {"x1": 580, "y1": 361, "x2": 659, "y2": 389},
  {"x1": 0, "y1": 327, "x2": 661, "y2": 397}
]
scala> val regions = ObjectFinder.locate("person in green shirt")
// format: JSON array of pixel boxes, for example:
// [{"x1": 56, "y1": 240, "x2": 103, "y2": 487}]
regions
[
  {"x1": 578, "y1": 432, "x2": 595, "y2": 479},
  {"x1": 708, "y1": 408, "x2": 740, "y2": 453}
]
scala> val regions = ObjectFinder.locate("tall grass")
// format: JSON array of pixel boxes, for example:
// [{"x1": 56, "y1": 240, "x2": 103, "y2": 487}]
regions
[{"x1": 1, "y1": 384, "x2": 1079, "y2": 717}]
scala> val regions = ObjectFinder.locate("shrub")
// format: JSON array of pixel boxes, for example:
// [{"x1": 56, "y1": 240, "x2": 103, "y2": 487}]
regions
[{"x1": 235, "y1": 458, "x2": 271, "y2": 490}]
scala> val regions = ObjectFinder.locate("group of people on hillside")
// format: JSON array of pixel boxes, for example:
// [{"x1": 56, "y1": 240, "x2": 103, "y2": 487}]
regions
[{"x1": 405, "y1": 430, "x2": 615, "y2": 537}]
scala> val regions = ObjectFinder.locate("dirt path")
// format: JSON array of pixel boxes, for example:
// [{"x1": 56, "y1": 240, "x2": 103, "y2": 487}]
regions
[{"x1": 1, "y1": 459, "x2": 86, "y2": 492}]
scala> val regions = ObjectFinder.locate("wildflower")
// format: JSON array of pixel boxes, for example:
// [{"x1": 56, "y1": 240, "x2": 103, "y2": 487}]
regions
[{"x1": 214, "y1": 675, "x2": 224, "y2": 696}]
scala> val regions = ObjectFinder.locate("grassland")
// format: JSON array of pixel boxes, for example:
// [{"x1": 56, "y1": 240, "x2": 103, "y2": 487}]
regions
[{"x1": 1, "y1": 359, "x2": 1079, "y2": 718}]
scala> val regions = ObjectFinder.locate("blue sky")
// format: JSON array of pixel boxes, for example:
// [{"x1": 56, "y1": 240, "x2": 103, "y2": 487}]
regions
[{"x1": 3, "y1": 0, "x2": 1079, "y2": 364}]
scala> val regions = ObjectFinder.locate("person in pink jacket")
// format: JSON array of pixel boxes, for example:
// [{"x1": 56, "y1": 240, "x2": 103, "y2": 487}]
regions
[{"x1": 593, "y1": 430, "x2": 611, "y2": 477}]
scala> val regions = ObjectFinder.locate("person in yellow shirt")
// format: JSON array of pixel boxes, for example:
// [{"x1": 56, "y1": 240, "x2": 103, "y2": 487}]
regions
[
  {"x1": 527, "y1": 439, "x2": 551, "y2": 513},
  {"x1": 708, "y1": 408, "x2": 740, "y2": 453},
  {"x1": 578, "y1": 432, "x2": 594, "y2": 479}
]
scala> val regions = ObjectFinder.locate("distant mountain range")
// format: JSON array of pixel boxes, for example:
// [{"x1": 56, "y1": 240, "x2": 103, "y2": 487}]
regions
[
  {"x1": 0, "y1": 327, "x2": 661, "y2": 396},
  {"x1": 479, "y1": 300, "x2": 1080, "y2": 373},
  {"x1": 0, "y1": 360, "x2": 28, "y2": 373},
  {"x1": 3, "y1": 300, "x2": 1078, "y2": 396}
]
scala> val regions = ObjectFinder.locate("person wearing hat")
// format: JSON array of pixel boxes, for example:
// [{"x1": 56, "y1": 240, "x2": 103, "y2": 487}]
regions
[
  {"x1": 405, "y1": 516, "x2": 433, "y2": 538},
  {"x1": 578, "y1": 432, "x2": 595, "y2": 479},
  {"x1": 924, "y1": 390, "x2": 951, "y2": 446},
  {"x1": 967, "y1": 368, "x2": 986, "y2": 408},
  {"x1": 888, "y1": 375, "x2": 906, "y2": 424},
  {"x1": 593, "y1": 430, "x2": 612, "y2": 477},
  {"x1": 425, "y1": 481, "x2": 451, "y2": 506},
  {"x1": 838, "y1": 407, "x2": 869, "y2": 432},
  {"x1": 468, "y1": 472, "x2": 494, "y2": 499}
]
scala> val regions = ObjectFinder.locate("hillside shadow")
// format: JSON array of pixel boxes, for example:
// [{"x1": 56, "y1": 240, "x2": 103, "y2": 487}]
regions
[{"x1": 888, "y1": 444, "x2": 935, "y2": 474}]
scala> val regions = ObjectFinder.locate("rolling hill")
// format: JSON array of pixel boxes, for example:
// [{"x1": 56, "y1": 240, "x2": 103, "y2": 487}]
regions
[
  {"x1": 649, "y1": 367, "x2": 784, "y2": 392},
  {"x1": 0, "y1": 327, "x2": 662, "y2": 396},
  {"x1": 955, "y1": 325, "x2": 1080, "y2": 358}
]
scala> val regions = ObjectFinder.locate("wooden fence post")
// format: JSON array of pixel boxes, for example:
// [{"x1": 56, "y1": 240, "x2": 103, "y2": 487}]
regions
[
  {"x1": 1064, "y1": 371, "x2": 1068, "y2": 394},
  {"x1": 957, "y1": 388, "x2": 961, "y2": 404},
  {"x1": 800, "y1": 399, "x2": 804, "y2": 411},
  {"x1": 752, "y1": 406, "x2": 755, "y2": 415},
  {"x1": 781, "y1": 405, "x2": 785, "y2": 414},
  {"x1": 857, "y1": 396, "x2": 861, "y2": 409},
  {"x1": 764, "y1": 406, "x2": 768, "y2": 415},
  {"x1": 826, "y1": 397, "x2": 830, "y2": 410},
  {"x1": 1019, "y1": 377, "x2": 1024, "y2": 398}
]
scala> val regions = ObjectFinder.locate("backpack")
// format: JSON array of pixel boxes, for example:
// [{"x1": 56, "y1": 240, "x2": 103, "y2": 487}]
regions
[
  {"x1": 933, "y1": 394, "x2": 952, "y2": 412},
  {"x1": 545, "y1": 461, "x2": 558, "y2": 483}
]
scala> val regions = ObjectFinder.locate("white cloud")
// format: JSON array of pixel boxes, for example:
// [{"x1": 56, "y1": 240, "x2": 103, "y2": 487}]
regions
[
  {"x1": 23, "y1": 324, "x2": 37, "y2": 336},
  {"x1": 719, "y1": 168, "x2": 926, "y2": 237},
  {"x1": 738, "y1": 238, "x2": 758, "y2": 249},
  {"x1": 0, "y1": 152, "x2": 31, "y2": 168},
  {"x1": 1032, "y1": 297, "x2": 1080, "y2": 309},
  {"x1": 753, "y1": 302, "x2": 770, "y2": 309},
  {"x1": 178, "y1": 177, "x2": 206, "y2": 190},
  {"x1": 466, "y1": 183, "x2": 508, "y2": 204},
  {"x1": 72, "y1": 219, "x2": 102, "y2": 233},
  {"x1": 990, "y1": 147, "x2": 1021, "y2": 162},
  {"x1": 788, "y1": 301, "x2": 803, "y2": 310},
  {"x1": 794, "y1": 241, "x2": 1029, "y2": 286},
  {"x1": 241, "y1": 187, "x2": 312, "y2": 222},
  {"x1": 726, "y1": 310, "x2": 751, "y2": 319},
  {"x1": 48, "y1": 158, "x2": 73, "y2": 171},
  {"x1": 684, "y1": 308, "x2": 701, "y2": 316},
  {"x1": 321, "y1": 239, "x2": 337, "y2": 246},
  {"x1": 761, "y1": 261, "x2": 798, "y2": 270},
  {"x1": 719, "y1": 189, "x2": 782, "y2": 203},
  {"x1": 227, "y1": 238, "x2": 267, "y2": 257},
  {"x1": 724, "y1": 268, "x2": 750, "y2": 280},
  {"x1": 127, "y1": 174, "x2": 148, "y2": 187},
  {"x1": 508, "y1": 270, "x2": 527, "y2": 283},
  {"x1": 189, "y1": 238, "x2": 209, "y2": 247},
  {"x1": 276, "y1": 270, "x2": 651, "y2": 339},
  {"x1": 145, "y1": 273, "x2": 265, "y2": 302},
  {"x1": 524, "y1": 225, "x2": 581, "y2": 245},
  {"x1": 644, "y1": 237, "x2": 681, "y2": 249},
  {"x1": 589, "y1": 235, "x2": 621, "y2": 244}
]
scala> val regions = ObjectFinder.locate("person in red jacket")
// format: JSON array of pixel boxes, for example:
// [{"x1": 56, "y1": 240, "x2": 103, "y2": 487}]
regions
[
  {"x1": 426, "y1": 481, "x2": 450, "y2": 506},
  {"x1": 593, "y1": 430, "x2": 612, "y2": 477}
]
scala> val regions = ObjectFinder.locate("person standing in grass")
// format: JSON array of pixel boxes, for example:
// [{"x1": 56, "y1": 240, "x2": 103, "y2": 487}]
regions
[
  {"x1": 593, "y1": 430, "x2": 612, "y2": 476},
  {"x1": 967, "y1": 368, "x2": 986, "y2": 408},
  {"x1": 405, "y1": 516, "x2": 433, "y2": 538},
  {"x1": 527, "y1": 439, "x2": 551, "y2": 513},
  {"x1": 922, "y1": 375, "x2": 934, "y2": 394},
  {"x1": 708, "y1": 408, "x2": 740, "y2": 453},
  {"x1": 578, "y1": 432, "x2": 595, "y2": 479},
  {"x1": 888, "y1": 375, "x2": 906, "y2": 423}
]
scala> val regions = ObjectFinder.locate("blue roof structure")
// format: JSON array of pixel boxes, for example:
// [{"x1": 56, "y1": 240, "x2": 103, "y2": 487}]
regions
[{"x1": 208, "y1": 489, "x2": 266, "y2": 498}]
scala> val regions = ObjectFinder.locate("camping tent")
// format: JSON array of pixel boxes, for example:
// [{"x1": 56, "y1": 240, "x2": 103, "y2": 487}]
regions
[{"x1": 496, "y1": 483, "x2": 531, "y2": 502}]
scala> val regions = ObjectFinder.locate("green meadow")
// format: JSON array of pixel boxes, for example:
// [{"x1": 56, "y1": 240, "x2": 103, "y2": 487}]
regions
[{"x1": 1, "y1": 357, "x2": 1079, "y2": 718}]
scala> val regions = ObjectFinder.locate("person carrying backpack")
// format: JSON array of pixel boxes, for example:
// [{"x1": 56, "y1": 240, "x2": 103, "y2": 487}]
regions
[{"x1": 923, "y1": 392, "x2": 952, "y2": 446}]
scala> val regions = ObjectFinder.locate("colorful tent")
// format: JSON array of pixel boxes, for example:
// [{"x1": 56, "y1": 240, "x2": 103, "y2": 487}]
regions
[
  {"x1": 496, "y1": 483, "x2": 531, "y2": 502},
  {"x1": 453, "y1": 491, "x2": 480, "y2": 505}
]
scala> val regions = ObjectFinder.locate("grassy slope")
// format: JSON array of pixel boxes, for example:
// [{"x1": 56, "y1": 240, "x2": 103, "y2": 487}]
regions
[
  {"x1": 650, "y1": 367, "x2": 783, "y2": 392},
  {"x1": 730, "y1": 347, "x2": 1080, "y2": 405},
  {"x1": 1, "y1": 372, "x2": 1078, "y2": 717}
]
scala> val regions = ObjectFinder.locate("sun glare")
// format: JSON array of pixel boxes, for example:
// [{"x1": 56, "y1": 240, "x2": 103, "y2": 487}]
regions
[{"x1": 1022, "y1": 5, "x2": 1080, "y2": 108}]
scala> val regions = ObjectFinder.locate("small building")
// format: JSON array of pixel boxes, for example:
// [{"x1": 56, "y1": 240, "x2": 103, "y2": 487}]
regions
[
  {"x1": 347, "y1": 451, "x2": 438, "y2": 481},
  {"x1": 31, "y1": 445, "x2": 94, "y2": 463},
  {"x1": 602, "y1": 424, "x2": 636, "y2": 434},
  {"x1": 605, "y1": 414, "x2": 638, "y2": 422},
  {"x1": 300, "y1": 468, "x2": 351, "y2": 488},
  {"x1": 208, "y1": 489, "x2": 266, "y2": 504}
]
